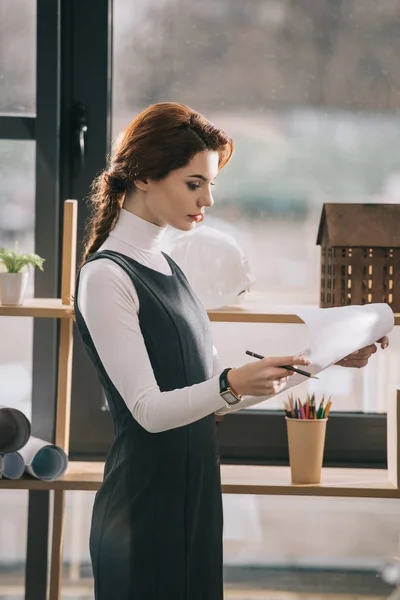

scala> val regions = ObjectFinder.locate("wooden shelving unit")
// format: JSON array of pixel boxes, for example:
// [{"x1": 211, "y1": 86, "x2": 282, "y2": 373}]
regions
[
  {"x1": 1, "y1": 199, "x2": 399, "y2": 599},
  {"x1": 209, "y1": 302, "x2": 400, "y2": 326},
  {"x1": 0, "y1": 200, "x2": 77, "y2": 600}
]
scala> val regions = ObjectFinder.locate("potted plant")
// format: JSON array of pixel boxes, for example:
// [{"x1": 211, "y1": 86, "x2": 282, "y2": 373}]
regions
[{"x1": 0, "y1": 243, "x2": 45, "y2": 306}]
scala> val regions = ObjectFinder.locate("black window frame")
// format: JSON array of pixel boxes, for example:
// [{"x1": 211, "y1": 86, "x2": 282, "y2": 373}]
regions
[
  {"x1": 0, "y1": 1, "x2": 113, "y2": 597},
  {"x1": 0, "y1": 2, "x2": 63, "y2": 597}
]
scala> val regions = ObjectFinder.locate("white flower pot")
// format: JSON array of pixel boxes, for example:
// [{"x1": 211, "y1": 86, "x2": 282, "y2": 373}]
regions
[{"x1": 0, "y1": 272, "x2": 29, "y2": 306}]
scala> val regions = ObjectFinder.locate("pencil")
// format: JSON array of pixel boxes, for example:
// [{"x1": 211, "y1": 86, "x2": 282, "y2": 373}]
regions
[
  {"x1": 288, "y1": 394, "x2": 295, "y2": 418},
  {"x1": 323, "y1": 399, "x2": 332, "y2": 418},
  {"x1": 285, "y1": 393, "x2": 333, "y2": 419},
  {"x1": 298, "y1": 400, "x2": 305, "y2": 419},
  {"x1": 316, "y1": 398, "x2": 325, "y2": 419},
  {"x1": 245, "y1": 350, "x2": 318, "y2": 379}
]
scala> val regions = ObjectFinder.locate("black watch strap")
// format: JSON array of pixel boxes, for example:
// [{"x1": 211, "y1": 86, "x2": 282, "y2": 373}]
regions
[
  {"x1": 219, "y1": 368, "x2": 232, "y2": 393},
  {"x1": 219, "y1": 368, "x2": 242, "y2": 405}
]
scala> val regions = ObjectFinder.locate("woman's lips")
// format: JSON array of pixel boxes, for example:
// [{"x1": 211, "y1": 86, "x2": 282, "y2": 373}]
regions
[{"x1": 188, "y1": 214, "x2": 204, "y2": 222}]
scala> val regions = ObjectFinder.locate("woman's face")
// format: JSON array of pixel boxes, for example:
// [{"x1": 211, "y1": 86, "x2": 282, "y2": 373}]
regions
[{"x1": 130, "y1": 150, "x2": 220, "y2": 230}]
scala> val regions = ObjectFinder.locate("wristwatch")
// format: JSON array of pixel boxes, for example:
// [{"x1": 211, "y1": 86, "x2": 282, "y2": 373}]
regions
[{"x1": 219, "y1": 368, "x2": 242, "y2": 406}]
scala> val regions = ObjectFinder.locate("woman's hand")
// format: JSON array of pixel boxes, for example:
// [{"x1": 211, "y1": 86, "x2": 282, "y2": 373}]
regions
[
  {"x1": 335, "y1": 336, "x2": 389, "y2": 368},
  {"x1": 227, "y1": 355, "x2": 311, "y2": 397}
]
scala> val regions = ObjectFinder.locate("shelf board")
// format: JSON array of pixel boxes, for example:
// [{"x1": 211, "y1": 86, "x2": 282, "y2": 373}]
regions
[
  {"x1": 1, "y1": 463, "x2": 399, "y2": 498},
  {"x1": 208, "y1": 305, "x2": 305, "y2": 324},
  {"x1": 0, "y1": 298, "x2": 74, "y2": 318},
  {"x1": 220, "y1": 465, "x2": 400, "y2": 498},
  {"x1": 0, "y1": 297, "x2": 398, "y2": 325},
  {"x1": 208, "y1": 300, "x2": 400, "y2": 326}
]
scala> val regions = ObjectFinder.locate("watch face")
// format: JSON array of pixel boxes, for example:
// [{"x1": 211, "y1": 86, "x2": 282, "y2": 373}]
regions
[{"x1": 222, "y1": 390, "x2": 240, "y2": 405}]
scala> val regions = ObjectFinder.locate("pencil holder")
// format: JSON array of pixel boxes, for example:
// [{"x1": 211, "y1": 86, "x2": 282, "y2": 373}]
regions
[{"x1": 286, "y1": 417, "x2": 327, "y2": 484}]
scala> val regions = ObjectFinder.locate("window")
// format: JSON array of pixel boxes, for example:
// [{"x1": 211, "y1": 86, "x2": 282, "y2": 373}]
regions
[
  {"x1": 0, "y1": 141, "x2": 35, "y2": 599},
  {"x1": 47, "y1": 492, "x2": 400, "y2": 598},
  {"x1": 0, "y1": 140, "x2": 36, "y2": 421},
  {"x1": 1, "y1": 1, "x2": 394, "y2": 595},
  {"x1": 113, "y1": 0, "x2": 400, "y2": 304},
  {"x1": 0, "y1": 1, "x2": 37, "y2": 594},
  {"x1": 110, "y1": 0, "x2": 399, "y2": 466},
  {"x1": 0, "y1": 2, "x2": 67, "y2": 597},
  {"x1": 0, "y1": 0, "x2": 36, "y2": 115}
]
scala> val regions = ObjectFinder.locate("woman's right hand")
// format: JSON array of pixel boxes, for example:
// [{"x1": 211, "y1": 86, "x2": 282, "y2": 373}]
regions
[{"x1": 227, "y1": 355, "x2": 311, "y2": 397}]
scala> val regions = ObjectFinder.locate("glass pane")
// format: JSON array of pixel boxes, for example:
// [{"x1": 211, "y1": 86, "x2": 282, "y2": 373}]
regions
[
  {"x1": 0, "y1": 0, "x2": 36, "y2": 115},
  {"x1": 223, "y1": 494, "x2": 400, "y2": 597},
  {"x1": 0, "y1": 490, "x2": 28, "y2": 598},
  {"x1": 57, "y1": 492, "x2": 400, "y2": 598},
  {"x1": 113, "y1": 1, "x2": 400, "y2": 414},
  {"x1": 0, "y1": 140, "x2": 35, "y2": 422},
  {"x1": 61, "y1": 491, "x2": 96, "y2": 599},
  {"x1": 113, "y1": 0, "x2": 400, "y2": 303}
]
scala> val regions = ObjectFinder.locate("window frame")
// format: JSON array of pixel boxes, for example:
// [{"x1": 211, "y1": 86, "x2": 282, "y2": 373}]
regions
[
  {"x1": 0, "y1": 1, "x2": 111, "y2": 597},
  {"x1": 0, "y1": 1, "x2": 63, "y2": 597},
  {"x1": 0, "y1": 116, "x2": 35, "y2": 139}
]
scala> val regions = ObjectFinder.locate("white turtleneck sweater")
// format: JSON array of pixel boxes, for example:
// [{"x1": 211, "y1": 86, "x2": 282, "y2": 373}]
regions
[{"x1": 77, "y1": 209, "x2": 274, "y2": 433}]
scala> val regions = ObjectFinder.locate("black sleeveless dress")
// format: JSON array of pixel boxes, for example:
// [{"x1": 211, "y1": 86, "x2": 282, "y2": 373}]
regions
[{"x1": 74, "y1": 250, "x2": 223, "y2": 600}]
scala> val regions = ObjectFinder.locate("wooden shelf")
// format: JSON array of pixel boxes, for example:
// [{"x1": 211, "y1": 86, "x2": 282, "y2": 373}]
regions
[
  {"x1": 221, "y1": 464, "x2": 400, "y2": 499},
  {"x1": 208, "y1": 305, "x2": 305, "y2": 324},
  {"x1": 0, "y1": 298, "x2": 74, "y2": 318},
  {"x1": 1, "y1": 296, "x2": 399, "y2": 326},
  {"x1": 1, "y1": 463, "x2": 399, "y2": 498},
  {"x1": 208, "y1": 301, "x2": 400, "y2": 326}
]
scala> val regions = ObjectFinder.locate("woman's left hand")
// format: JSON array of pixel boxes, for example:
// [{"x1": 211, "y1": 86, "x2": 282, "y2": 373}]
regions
[{"x1": 335, "y1": 336, "x2": 390, "y2": 368}]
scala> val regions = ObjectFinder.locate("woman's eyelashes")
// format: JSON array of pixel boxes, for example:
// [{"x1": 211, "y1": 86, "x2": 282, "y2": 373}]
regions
[{"x1": 186, "y1": 181, "x2": 216, "y2": 191}]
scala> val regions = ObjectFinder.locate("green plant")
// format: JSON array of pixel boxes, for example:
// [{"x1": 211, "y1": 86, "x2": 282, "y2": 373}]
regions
[{"x1": 0, "y1": 242, "x2": 45, "y2": 274}]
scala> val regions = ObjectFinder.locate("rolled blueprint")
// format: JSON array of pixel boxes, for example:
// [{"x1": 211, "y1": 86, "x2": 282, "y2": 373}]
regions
[
  {"x1": 19, "y1": 437, "x2": 68, "y2": 481},
  {"x1": 0, "y1": 406, "x2": 31, "y2": 454},
  {"x1": 3, "y1": 451, "x2": 25, "y2": 479}
]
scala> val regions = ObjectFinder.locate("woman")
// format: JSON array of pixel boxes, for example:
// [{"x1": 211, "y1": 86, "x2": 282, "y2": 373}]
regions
[{"x1": 74, "y1": 102, "x2": 387, "y2": 600}]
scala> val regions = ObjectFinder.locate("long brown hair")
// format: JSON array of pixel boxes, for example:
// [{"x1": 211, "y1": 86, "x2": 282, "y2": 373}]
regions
[{"x1": 81, "y1": 102, "x2": 234, "y2": 265}]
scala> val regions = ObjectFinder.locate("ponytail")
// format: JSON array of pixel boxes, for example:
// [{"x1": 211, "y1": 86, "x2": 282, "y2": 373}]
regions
[{"x1": 81, "y1": 170, "x2": 127, "y2": 266}]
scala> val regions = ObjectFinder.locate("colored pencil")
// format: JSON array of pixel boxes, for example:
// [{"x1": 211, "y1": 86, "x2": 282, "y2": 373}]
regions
[{"x1": 284, "y1": 393, "x2": 332, "y2": 420}]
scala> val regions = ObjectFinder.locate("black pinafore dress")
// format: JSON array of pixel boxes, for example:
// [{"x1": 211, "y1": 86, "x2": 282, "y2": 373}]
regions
[{"x1": 74, "y1": 250, "x2": 223, "y2": 600}]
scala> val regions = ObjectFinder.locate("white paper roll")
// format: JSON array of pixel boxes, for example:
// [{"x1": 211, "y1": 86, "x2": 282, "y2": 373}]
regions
[
  {"x1": 3, "y1": 451, "x2": 25, "y2": 479},
  {"x1": 18, "y1": 437, "x2": 68, "y2": 481}
]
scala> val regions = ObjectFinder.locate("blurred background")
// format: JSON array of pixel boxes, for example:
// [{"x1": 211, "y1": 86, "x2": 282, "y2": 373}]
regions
[{"x1": 1, "y1": 0, "x2": 400, "y2": 598}]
